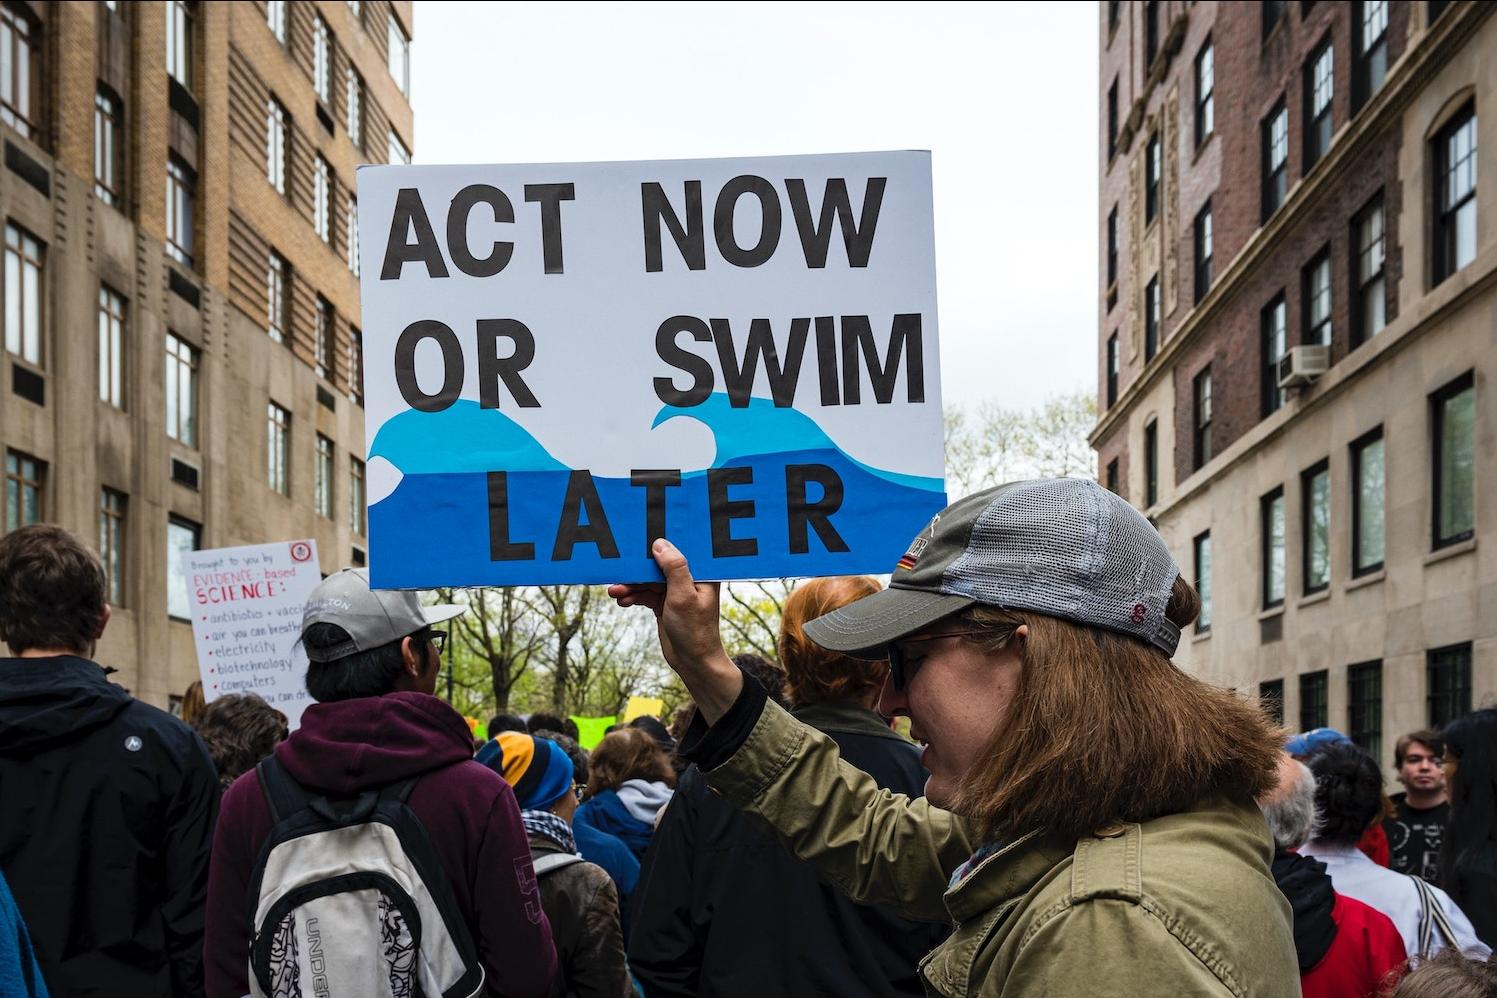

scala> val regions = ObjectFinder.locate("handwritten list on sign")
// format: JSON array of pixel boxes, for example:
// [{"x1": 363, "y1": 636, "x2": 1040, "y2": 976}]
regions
[{"x1": 182, "y1": 540, "x2": 322, "y2": 728}]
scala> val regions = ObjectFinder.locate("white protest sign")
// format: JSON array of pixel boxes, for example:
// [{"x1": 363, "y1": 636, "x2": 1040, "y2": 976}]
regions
[
  {"x1": 183, "y1": 540, "x2": 321, "y2": 728},
  {"x1": 357, "y1": 151, "x2": 945, "y2": 589}
]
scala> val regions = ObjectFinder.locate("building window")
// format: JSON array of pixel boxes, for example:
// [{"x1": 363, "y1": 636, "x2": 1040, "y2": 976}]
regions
[
  {"x1": 1354, "y1": 0, "x2": 1388, "y2": 111},
  {"x1": 1261, "y1": 294, "x2": 1287, "y2": 416},
  {"x1": 1353, "y1": 196, "x2": 1386, "y2": 345},
  {"x1": 1107, "y1": 78, "x2": 1118, "y2": 160},
  {"x1": 1144, "y1": 276, "x2": 1160, "y2": 361},
  {"x1": 1145, "y1": 132, "x2": 1161, "y2": 224},
  {"x1": 1303, "y1": 249, "x2": 1331, "y2": 346},
  {"x1": 98, "y1": 285, "x2": 126, "y2": 408},
  {"x1": 1105, "y1": 458, "x2": 1120, "y2": 497},
  {"x1": 1433, "y1": 103, "x2": 1477, "y2": 284},
  {"x1": 314, "y1": 155, "x2": 331, "y2": 243},
  {"x1": 1305, "y1": 41, "x2": 1334, "y2": 169},
  {"x1": 4, "y1": 222, "x2": 43, "y2": 366},
  {"x1": 1195, "y1": 41, "x2": 1214, "y2": 146},
  {"x1": 267, "y1": 251, "x2": 289, "y2": 344},
  {"x1": 4, "y1": 449, "x2": 42, "y2": 530},
  {"x1": 267, "y1": 0, "x2": 286, "y2": 43},
  {"x1": 315, "y1": 296, "x2": 333, "y2": 380},
  {"x1": 1193, "y1": 366, "x2": 1213, "y2": 470},
  {"x1": 165, "y1": 332, "x2": 198, "y2": 448},
  {"x1": 1260, "y1": 679, "x2": 1285, "y2": 725},
  {"x1": 1427, "y1": 643, "x2": 1472, "y2": 727},
  {"x1": 1302, "y1": 459, "x2": 1331, "y2": 593},
  {"x1": 388, "y1": 129, "x2": 410, "y2": 165},
  {"x1": 1194, "y1": 531, "x2": 1212, "y2": 634},
  {"x1": 1105, "y1": 334, "x2": 1119, "y2": 409},
  {"x1": 1299, "y1": 670, "x2": 1329, "y2": 731},
  {"x1": 1106, "y1": 205, "x2": 1118, "y2": 293},
  {"x1": 1431, "y1": 371, "x2": 1475, "y2": 549},
  {"x1": 165, "y1": 0, "x2": 192, "y2": 90},
  {"x1": 1263, "y1": 101, "x2": 1289, "y2": 221},
  {"x1": 350, "y1": 456, "x2": 366, "y2": 534},
  {"x1": 99, "y1": 488, "x2": 126, "y2": 606},
  {"x1": 166, "y1": 155, "x2": 195, "y2": 267},
  {"x1": 267, "y1": 401, "x2": 290, "y2": 497},
  {"x1": 94, "y1": 88, "x2": 123, "y2": 206},
  {"x1": 387, "y1": 13, "x2": 410, "y2": 97},
  {"x1": 1144, "y1": 1, "x2": 1160, "y2": 65},
  {"x1": 315, "y1": 434, "x2": 334, "y2": 518},
  {"x1": 0, "y1": 5, "x2": 39, "y2": 139},
  {"x1": 1348, "y1": 661, "x2": 1382, "y2": 758},
  {"x1": 1262, "y1": 486, "x2": 1286, "y2": 608},
  {"x1": 1194, "y1": 201, "x2": 1213, "y2": 305},
  {"x1": 1264, "y1": 0, "x2": 1287, "y2": 39},
  {"x1": 348, "y1": 326, "x2": 364, "y2": 405},
  {"x1": 345, "y1": 66, "x2": 362, "y2": 145},
  {"x1": 1108, "y1": 0, "x2": 1120, "y2": 33},
  {"x1": 166, "y1": 515, "x2": 199, "y2": 620},
  {"x1": 313, "y1": 13, "x2": 330, "y2": 103},
  {"x1": 347, "y1": 195, "x2": 360, "y2": 275},
  {"x1": 1144, "y1": 419, "x2": 1158, "y2": 508},
  {"x1": 1351, "y1": 427, "x2": 1385, "y2": 575},
  {"x1": 1429, "y1": 0, "x2": 1451, "y2": 22},
  {"x1": 267, "y1": 98, "x2": 287, "y2": 194}
]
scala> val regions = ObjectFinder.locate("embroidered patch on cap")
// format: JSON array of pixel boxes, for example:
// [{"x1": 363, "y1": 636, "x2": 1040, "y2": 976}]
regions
[{"x1": 896, "y1": 515, "x2": 940, "y2": 572}]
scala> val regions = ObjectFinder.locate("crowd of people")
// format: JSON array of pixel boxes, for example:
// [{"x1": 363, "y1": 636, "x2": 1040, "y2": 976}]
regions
[{"x1": 0, "y1": 477, "x2": 1493, "y2": 997}]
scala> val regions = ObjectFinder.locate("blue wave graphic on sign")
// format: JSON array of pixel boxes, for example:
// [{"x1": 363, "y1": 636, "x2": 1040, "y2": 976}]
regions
[{"x1": 368, "y1": 397, "x2": 946, "y2": 588}]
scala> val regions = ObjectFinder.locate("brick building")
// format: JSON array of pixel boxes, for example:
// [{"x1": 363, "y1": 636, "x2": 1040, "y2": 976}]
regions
[
  {"x1": 0, "y1": 0, "x2": 414, "y2": 710},
  {"x1": 1094, "y1": 0, "x2": 1493, "y2": 764}
]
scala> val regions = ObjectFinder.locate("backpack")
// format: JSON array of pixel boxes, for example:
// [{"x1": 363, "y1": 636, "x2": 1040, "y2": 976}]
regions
[
  {"x1": 531, "y1": 853, "x2": 585, "y2": 877},
  {"x1": 246, "y1": 757, "x2": 486, "y2": 998}
]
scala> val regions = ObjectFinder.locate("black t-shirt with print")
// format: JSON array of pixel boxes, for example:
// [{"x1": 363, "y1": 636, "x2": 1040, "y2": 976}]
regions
[{"x1": 1384, "y1": 791, "x2": 1450, "y2": 885}]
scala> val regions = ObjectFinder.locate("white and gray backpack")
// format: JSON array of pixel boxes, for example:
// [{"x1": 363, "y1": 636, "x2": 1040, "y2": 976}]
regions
[{"x1": 246, "y1": 757, "x2": 486, "y2": 998}]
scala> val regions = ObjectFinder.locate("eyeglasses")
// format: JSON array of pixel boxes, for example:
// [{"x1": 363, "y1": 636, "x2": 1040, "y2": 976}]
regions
[
  {"x1": 887, "y1": 629, "x2": 988, "y2": 691},
  {"x1": 428, "y1": 630, "x2": 447, "y2": 656},
  {"x1": 574, "y1": 784, "x2": 587, "y2": 801}
]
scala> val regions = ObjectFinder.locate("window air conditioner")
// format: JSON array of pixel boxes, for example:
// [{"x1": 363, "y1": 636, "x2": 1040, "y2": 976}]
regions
[{"x1": 1277, "y1": 345, "x2": 1330, "y2": 389}]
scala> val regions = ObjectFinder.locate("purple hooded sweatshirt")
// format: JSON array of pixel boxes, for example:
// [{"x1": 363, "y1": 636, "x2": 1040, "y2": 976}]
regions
[{"x1": 205, "y1": 691, "x2": 556, "y2": 998}]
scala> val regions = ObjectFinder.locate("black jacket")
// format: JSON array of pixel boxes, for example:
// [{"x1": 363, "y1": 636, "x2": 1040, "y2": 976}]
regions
[
  {"x1": 628, "y1": 700, "x2": 948, "y2": 997},
  {"x1": 0, "y1": 656, "x2": 219, "y2": 996}
]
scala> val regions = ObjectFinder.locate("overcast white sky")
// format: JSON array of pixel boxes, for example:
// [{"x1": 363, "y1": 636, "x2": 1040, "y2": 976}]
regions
[{"x1": 410, "y1": 2, "x2": 1099, "y2": 413}]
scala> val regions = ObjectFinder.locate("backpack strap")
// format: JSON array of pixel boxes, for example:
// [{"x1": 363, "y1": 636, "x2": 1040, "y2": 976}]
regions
[
  {"x1": 1413, "y1": 876, "x2": 1459, "y2": 955},
  {"x1": 532, "y1": 853, "x2": 586, "y2": 877},
  {"x1": 256, "y1": 756, "x2": 311, "y2": 824}
]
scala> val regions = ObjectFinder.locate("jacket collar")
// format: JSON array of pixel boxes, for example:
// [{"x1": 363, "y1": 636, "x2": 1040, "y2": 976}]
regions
[
  {"x1": 790, "y1": 701, "x2": 908, "y2": 743},
  {"x1": 942, "y1": 829, "x2": 1073, "y2": 923}
]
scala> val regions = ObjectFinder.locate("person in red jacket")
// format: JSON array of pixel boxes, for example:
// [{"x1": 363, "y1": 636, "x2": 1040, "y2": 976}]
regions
[
  {"x1": 1261, "y1": 753, "x2": 1406, "y2": 997},
  {"x1": 204, "y1": 569, "x2": 557, "y2": 998}
]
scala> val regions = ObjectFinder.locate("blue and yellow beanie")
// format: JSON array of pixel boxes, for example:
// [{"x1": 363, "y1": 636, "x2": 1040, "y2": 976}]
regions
[{"x1": 476, "y1": 731, "x2": 574, "y2": 810}]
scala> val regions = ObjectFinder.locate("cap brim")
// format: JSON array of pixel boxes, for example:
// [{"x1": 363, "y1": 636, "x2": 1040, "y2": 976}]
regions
[
  {"x1": 421, "y1": 603, "x2": 467, "y2": 626},
  {"x1": 804, "y1": 587, "x2": 975, "y2": 660}
]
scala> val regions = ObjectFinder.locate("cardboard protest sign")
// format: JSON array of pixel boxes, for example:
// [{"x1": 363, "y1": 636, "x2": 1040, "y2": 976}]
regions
[
  {"x1": 357, "y1": 151, "x2": 946, "y2": 588},
  {"x1": 183, "y1": 540, "x2": 321, "y2": 728}
]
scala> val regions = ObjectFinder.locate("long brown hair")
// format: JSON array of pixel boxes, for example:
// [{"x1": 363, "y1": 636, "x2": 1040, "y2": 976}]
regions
[
  {"x1": 949, "y1": 576, "x2": 1283, "y2": 843},
  {"x1": 585, "y1": 727, "x2": 675, "y2": 798},
  {"x1": 778, "y1": 576, "x2": 886, "y2": 707}
]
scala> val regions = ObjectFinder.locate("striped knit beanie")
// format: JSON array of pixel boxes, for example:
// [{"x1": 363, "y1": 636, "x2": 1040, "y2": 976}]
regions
[{"x1": 476, "y1": 732, "x2": 574, "y2": 811}]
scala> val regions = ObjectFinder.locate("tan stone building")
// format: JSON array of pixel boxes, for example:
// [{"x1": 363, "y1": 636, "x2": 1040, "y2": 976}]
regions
[
  {"x1": 1094, "y1": 0, "x2": 1493, "y2": 766},
  {"x1": 0, "y1": 0, "x2": 413, "y2": 710}
]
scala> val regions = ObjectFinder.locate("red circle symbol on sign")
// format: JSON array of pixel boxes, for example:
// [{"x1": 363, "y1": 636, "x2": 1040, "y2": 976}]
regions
[{"x1": 290, "y1": 541, "x2": 313, "y2": 563}]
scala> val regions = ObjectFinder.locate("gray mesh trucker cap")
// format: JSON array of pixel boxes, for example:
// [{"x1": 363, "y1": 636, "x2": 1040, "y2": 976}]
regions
[
  {"x1": 805, "y1": 478, "x2": 1184, "y2": 658},
  {"x1": 299, "y1": 568, "x2": 465, "y2": 663}
]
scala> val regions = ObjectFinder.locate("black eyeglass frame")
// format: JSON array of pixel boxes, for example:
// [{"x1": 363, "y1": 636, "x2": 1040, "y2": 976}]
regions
[{"x1": 886, "y1": 629, "x2": 989, "y2": 691}]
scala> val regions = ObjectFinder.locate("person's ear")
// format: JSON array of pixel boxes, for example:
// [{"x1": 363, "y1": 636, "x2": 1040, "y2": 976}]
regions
[
  {"x1": 400, "y1": 635, "x2": 423, "y2": 679},
  {"x1": 95, "y1": 604, "x2": 112, "y2": 641},
  {"x1": 1014, "y1": 623, "x2": 1029, "y2": 642}
]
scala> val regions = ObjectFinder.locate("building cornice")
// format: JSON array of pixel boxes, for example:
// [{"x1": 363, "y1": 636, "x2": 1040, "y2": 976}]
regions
[{"x1": 1090, "y1": 1, "x2": 1494, "y2": 449}]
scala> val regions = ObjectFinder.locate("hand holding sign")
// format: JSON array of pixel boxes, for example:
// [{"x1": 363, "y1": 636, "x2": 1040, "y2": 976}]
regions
[{"x1": 357, "y1": 151, "x2": 945, "y2": 589}]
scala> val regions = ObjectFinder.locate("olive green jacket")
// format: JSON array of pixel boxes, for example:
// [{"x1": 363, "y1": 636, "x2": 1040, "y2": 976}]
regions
[{"x1": 702, "y1": 700, "x2": 1299, "y2": 997}]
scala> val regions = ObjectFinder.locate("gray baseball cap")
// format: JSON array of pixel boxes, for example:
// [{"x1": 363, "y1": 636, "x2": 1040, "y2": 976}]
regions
[
  {"x1": 299, "y1": 568, "x2": 466, "y2": 663},
  {"x1": 805, "y1": 478, "x2": 1184, "y2": 659}
]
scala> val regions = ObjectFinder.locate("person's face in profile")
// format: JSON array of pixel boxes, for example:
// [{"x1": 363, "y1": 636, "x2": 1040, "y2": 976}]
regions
[{"x1": 878, "y1": 623, "x2": 1025, "y2": 807}]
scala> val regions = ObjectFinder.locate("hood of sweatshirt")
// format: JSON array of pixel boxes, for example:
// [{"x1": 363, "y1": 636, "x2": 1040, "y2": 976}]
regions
[
  {"x1": 1272, "y1": 848, "x2": 1339, "y2": 971},
  {"x1": 0, "y1": 656, "x2": 132, "y2": 755},
  {"x1": 616, "y1": 779, "x2": 673, "y2": 823},
  {"x1": 274, "y1": 691, "x2": 476, "y2": 796}
]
